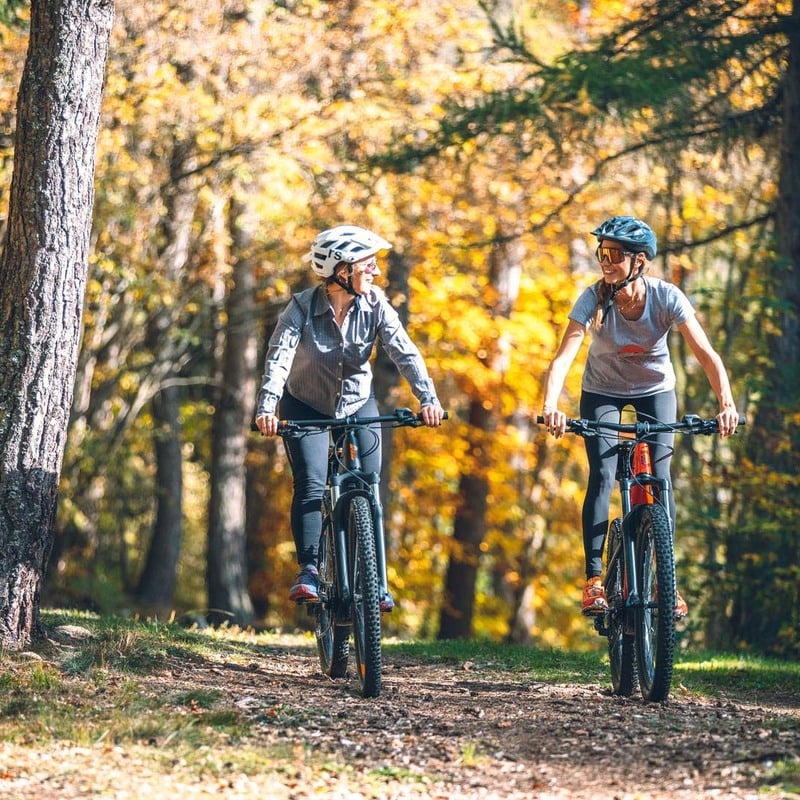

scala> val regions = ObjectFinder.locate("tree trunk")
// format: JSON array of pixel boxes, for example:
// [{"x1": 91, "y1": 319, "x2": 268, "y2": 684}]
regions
[
  {"x1": 133, "y1": 139, "x2": 199, "y2": 610},
  {"x1": 0, "y1": 0, "x2": 113, "y2": 650},
  {"x1": 730, "y1": 0, "x2": 800, "y2": 653},
  {"x1": 206, "y1": 197, "x2": 257, "y2": 627},
  {"x1": 135, "y1": 384, "x2": 183, "y2": 609},
  {"x1": 438, "y1": 235, "x2": 522, "y2": 639},
  {"x1": 438, "y1": 402, "x2": 492, "y2": 639}
]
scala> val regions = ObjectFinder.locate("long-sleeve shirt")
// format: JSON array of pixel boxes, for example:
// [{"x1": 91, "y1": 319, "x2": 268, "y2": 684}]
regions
[{"x1": 255, "y1": 284, "x2": 439, "y2": 418}]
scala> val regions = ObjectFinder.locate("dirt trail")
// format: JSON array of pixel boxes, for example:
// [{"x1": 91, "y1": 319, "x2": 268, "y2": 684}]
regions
[
  {"x1": 2, "y1": 636, "x2": 798, "y2": 799},
  {"x1": 164, "y1": 640, "x2": 800, "y2": 799}
]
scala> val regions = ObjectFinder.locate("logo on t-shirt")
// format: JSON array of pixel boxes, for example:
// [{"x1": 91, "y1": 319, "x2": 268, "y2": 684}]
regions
[{"x1": 619, "y1": 344, "x2": 645, "y2": 358}]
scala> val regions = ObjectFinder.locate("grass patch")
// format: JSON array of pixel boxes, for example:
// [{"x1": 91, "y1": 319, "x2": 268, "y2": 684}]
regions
[
  {"x1": 386, "y1": 638, "x2": 606, "y2": 683},
  {"x1": 673, "y1": 651, "x2": 800, "y2": 696},
  {"x1": 764, "y1": 759, "x2": 800, "y2": 795},
  {"x1": 386, "y1": 638, "x2": 800, "y2": 698}
]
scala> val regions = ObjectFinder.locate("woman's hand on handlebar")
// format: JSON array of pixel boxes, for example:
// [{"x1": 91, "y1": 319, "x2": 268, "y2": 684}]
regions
[
  {"x1": 421, "y1": 402, "x2": 445, "y2": 427},
  {"x1": 716, "y1": 406, "x2": 740, "y2": 438},
  {"x1": 541, "y1": 406, "x2": 567, "y2": 439},
  {"x1": 255, "y1": 413, "x2": 279, "y2": 437}
]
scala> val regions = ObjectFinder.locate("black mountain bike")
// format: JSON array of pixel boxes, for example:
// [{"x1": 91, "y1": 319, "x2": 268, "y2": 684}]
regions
[
  {"x1": 276, "y1": 407, "x2": 445, "y2": 698},
  {"x1": 538, "y1": 412, "x2": 743, "y2": 702}
]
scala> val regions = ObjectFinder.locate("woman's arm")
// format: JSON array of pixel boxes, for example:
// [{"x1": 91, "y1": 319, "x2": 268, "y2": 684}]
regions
[
  {"x1": 677, "y1": 316, "x2": 739, "y2": 437},
  {"x1": 254, "y1": 298, "x2": 304, "y2": 430},
  {"x1": 541, "y1": 319, "x2": 587, "y2": 438}
]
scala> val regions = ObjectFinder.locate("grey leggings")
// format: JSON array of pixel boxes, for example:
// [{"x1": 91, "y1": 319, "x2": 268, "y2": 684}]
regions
[{"x1": 580, "y1": 390, "x2": 676, "y2": 578}]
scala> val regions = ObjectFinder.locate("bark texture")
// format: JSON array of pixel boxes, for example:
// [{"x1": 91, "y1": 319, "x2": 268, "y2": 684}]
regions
[{"x1": 0, "y1": 0, "x2": 114, "y2": 649}]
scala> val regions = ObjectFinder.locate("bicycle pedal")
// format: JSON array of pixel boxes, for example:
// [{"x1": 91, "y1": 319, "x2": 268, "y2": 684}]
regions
[{"x1": 593, "y1": 616, "x2": 608, "y2": 636}]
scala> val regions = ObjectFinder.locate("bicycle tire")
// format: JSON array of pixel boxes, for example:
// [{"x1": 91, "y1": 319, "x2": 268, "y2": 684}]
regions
[
  {"x1": 315, "y1": 512, "x2": 350, "y2": 678},
  {"x1": 348, "y1": 495, "x2": 382, "y2": 698},
  {"x1": 633, "y1": 503, "x2": 676, "y2": 702},
  {"x1": 605, "y1": 518, "x2": 636, "y2": 697}
]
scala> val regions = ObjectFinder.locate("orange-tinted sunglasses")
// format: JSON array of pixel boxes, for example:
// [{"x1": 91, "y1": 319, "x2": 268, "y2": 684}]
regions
[{"x1": 595, "y1": 246, "x2": 630, "y2": 265}]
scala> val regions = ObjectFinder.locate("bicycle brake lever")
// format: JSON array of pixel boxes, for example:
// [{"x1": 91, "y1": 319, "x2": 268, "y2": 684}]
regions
[
  {"x1": 394, "y1": 408, "x2": 418, "y2": 425},
  {"x1": 568, "y1": 418, "x2": 595, "y2": 436}
]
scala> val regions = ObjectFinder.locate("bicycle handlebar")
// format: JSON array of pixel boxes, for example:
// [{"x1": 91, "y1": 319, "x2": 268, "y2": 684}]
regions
[
  {"x1": 251, "y1": 407, "x2": 448, "y2": 434},
  {"x1": 535, "y1": 413, "x2": 746, "y2": 437}
]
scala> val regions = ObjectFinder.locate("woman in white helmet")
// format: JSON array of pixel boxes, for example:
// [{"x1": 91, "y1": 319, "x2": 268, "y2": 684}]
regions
[{"x1": 255, "y1": 225, "x2": 444, "y2": 606}]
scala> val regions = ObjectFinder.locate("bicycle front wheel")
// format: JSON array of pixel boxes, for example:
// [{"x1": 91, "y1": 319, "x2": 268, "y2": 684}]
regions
[
  {"x1": 315, "y1": 511, "x2": 350, "y2": 678},
  {"x1": 633, "y1": 503, "x2": 676, "y2": 702},
  {"x1": 605, "y1": 518, "x2": 636, "y2": 697},
  {"x1": 347, "y1": 495, "x2": 382, "y2": 698}
]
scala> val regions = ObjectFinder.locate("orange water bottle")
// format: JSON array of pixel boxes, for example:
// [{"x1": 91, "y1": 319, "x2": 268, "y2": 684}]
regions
[{"x1": 630, "y1": 442, "x2": 654, "y2": 505}]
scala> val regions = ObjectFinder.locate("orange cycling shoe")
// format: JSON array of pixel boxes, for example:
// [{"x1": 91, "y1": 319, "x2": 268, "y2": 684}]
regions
[
  {"x1": 581, "y1": 577, "x2": 608, "y2": 615},
  {"x1": 675, "y1": 589, "x2": 688, "y2": 620}
]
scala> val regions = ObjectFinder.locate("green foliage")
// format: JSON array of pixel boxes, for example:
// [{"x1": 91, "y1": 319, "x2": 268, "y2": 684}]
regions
[{"x1": 0, "y1": 0, "x2": 26, "y2": 28}]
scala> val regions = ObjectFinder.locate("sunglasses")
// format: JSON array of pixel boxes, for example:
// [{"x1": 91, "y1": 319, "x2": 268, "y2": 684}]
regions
[
  {"x1": 356, "y1": 258, "x2": 380, "y2": 275},
  {"x1": 595, "y1": 246, "x2": 630, "y2": 265}
]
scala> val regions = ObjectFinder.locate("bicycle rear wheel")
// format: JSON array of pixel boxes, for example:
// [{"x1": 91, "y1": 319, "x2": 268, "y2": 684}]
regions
[
  {"x1": 605, "y1": 518, "x2": 636, "y2": 697},
  {"x1": 315, "y1": 511, "x2": 350, "y2": 678},
  {"x1": 633, "y1": 503, "x2": 676, "y2": 702},
  {"x1": 347, "y1": 495, "x2": 382, "y2": 698}
]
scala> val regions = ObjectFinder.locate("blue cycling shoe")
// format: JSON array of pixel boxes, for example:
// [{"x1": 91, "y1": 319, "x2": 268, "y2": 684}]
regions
[{"x1": 289, "y1": 564, "x2": 319, "y2": 602}]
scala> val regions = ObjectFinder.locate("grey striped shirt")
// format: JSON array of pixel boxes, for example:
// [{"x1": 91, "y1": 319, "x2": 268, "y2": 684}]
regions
[{"x1": 256, "y1": 284, "x2": 439, "y2": 418}]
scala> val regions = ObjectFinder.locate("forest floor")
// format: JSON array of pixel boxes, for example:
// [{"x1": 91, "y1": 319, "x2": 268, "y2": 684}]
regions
[{"x1": 1, "y1": 626, "x2": 798, "y2": 799}]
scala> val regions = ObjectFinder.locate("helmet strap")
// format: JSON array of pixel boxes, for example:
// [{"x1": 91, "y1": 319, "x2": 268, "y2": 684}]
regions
[
  {"x1": 332, "y1": 266, "x2": 359, "y2": 296},
  {"x1": 600, "y1": 258, "x2": 644, "y2": 324}
]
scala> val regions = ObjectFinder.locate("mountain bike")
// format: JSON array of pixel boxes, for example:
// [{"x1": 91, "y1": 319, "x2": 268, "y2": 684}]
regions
[
  {"x1": 537, "y1": 412, "x2": 744, "y2": 702},
  {"x1": 275, "y1": 407, "x2": 446, "y2": 699}
]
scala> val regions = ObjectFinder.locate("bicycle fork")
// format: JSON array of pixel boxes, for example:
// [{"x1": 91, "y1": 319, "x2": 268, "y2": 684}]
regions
[
  {"x1": 330, "y1": 472, "x2": 391, "y2": 609},
  {"x1": 367, "y1": 471, "x2": 391, "y2": 604}
]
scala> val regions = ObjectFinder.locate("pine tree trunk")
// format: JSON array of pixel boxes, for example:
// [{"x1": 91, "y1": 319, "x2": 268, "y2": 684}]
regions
[
  {"x1": 730, "y1": 0, "x2": 800, "y2": 653},
  {"x1": 0, "y1": 0, "x2": 113, "y2": 649}
]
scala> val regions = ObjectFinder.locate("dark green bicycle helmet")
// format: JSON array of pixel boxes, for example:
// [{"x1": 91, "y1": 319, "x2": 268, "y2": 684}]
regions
[{"x1": 592, "y1": 216, "x2": 658, "y2": 260}]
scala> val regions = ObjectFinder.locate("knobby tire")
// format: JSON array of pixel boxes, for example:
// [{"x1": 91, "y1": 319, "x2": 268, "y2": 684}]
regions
[
  {"x1": 348, "y1": 495, "x2": 382, "y2": 698},
  {"x1": 634, "y1": 503, "x2": 676, "y2": 702},
  {"x1": 315, "y1": 511, "x2": 350, "y2": 678},
  {"x1": 605, "y1": 518, "x2": 636, "y2": 697}
]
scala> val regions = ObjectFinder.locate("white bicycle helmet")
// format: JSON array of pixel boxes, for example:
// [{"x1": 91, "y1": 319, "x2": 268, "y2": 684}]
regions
[{"x1": 307, "y1": 225, "x2": 392, "y2": 278}]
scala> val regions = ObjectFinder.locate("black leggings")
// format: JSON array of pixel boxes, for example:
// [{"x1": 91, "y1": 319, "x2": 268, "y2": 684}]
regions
[
  {"x1": 279, "y1": 393, "x2": 382, "y2": 567},
  {"x1": 580, "y1": 390, "x2": 676, "y2": 578}
]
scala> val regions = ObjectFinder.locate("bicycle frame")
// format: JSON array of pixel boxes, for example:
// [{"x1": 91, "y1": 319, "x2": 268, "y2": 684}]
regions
[
  {"x1": 326, "y1": 425, "x2": 389, "y2": 613},
  {"x1": 614, "y1": 432, "x2": 673, "y2": 612}
]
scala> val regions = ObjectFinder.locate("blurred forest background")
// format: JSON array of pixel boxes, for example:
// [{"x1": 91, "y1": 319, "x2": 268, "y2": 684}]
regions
[{"x1": 0, "y1": 0, "x2": 796, "y2": 656}]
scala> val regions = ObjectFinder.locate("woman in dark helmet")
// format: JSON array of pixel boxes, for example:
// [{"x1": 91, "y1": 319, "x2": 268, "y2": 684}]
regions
[
  {"x1": 540, "y1": 216, "x2": 739, "y2": 617},
  {"x1": 255, "y1": 225, "x2": 444, "y2": 608}
]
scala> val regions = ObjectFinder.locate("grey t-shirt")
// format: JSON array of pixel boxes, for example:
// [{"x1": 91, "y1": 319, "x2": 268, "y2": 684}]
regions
[{"x1": 569, "y1": 276, "x2": 695, "y2": 398}]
